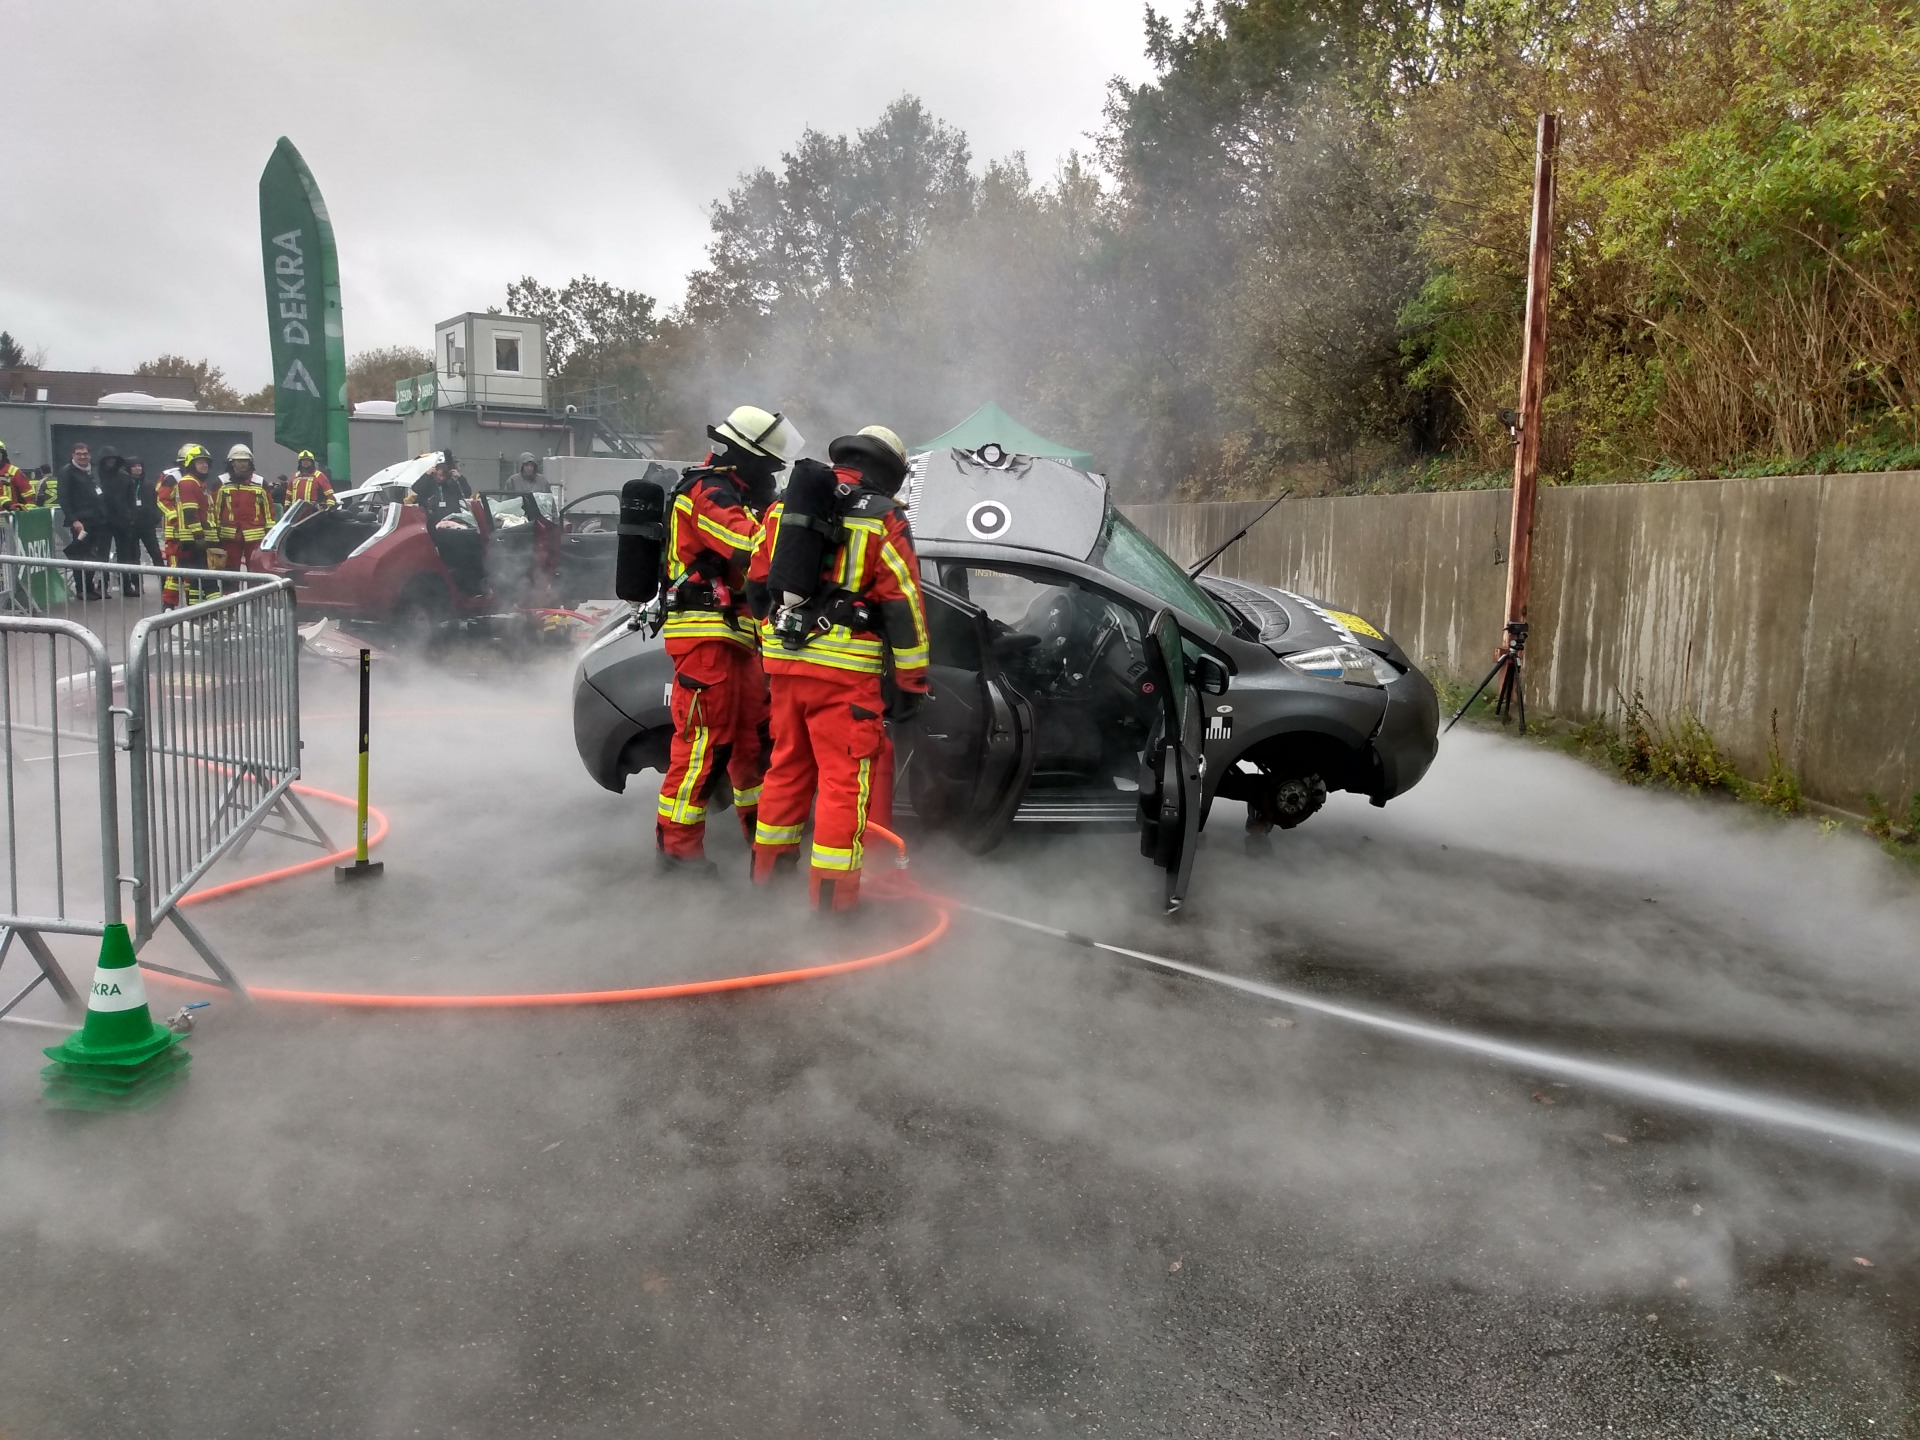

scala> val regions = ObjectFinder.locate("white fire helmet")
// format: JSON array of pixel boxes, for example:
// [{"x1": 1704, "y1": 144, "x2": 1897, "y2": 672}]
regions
[{"x1": 710, "y1": 405, "x2": 805, "y2": 463}]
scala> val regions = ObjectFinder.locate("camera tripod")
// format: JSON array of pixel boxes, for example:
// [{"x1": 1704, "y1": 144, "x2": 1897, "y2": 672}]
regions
[{"x1": 1446, "y1": 620, "x2": 1529, "y2": 734}]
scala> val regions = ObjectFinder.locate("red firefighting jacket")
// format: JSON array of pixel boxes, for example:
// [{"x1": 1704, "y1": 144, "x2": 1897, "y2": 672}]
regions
[
  {"x1": 215, "y1": 480, "x2": 275, "y2": 542},
  {"x1": 165, "y1": 472, "x2": 210, "y2": 544},
  {"x1": 749, "y1": 469, "x2": 930, "y2": 686},
  {"x1": 663, "y1": 464, "x2": 763, "y2": 655},
  {"x1": 289, "y1": 470, "x2": 335, "y2": 507},
  {"x1": 0, "y1": 463, "x2": 30, "y2": 509}
]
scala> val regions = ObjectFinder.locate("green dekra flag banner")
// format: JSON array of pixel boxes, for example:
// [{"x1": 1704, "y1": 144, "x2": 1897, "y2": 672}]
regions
[{"x1": 259, "y1": 137, "x2": 350, "y2": 482}]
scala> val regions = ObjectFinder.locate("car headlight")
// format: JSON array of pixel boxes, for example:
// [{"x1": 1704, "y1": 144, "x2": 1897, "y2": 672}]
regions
[{"x1": 1281, "y1": 643, "x2": 1398, "y2": 687}]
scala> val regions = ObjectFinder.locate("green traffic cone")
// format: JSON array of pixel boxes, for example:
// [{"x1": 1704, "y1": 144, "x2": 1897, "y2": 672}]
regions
[{"x1": 41, "y1": 924, "x2": 190, "y2": 1111}]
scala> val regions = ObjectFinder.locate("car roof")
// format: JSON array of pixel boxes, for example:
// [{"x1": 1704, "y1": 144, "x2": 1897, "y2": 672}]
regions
[
  {"x1": 901, "y1": 447, "x2": 1109, "y2": 562},
  {"x1": 338, "y1": 453, "x2": 442, "y2": 501}
]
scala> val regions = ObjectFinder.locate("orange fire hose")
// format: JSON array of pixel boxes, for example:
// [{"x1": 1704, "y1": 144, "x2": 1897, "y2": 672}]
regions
[{"x1": 156, "y1": 796, "x2": 952, "y2": 1008}]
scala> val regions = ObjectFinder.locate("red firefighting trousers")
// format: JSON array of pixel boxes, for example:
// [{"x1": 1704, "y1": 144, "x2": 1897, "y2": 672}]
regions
[
  {"x1": 161, "y1": 541, "x2": 181, "y2": 608},
  {"x1": 164, "y1": 543, "x2": 210, "y2": 608},
  {"x1": 751, "y1": 669, "x2": 888, "y2": 910},
  {"x1": 655, "y1": 640, "x2": 769, "y2": 859},
  {"x1": 223, "y1": 539, "x2": 260, "y2": 575}
]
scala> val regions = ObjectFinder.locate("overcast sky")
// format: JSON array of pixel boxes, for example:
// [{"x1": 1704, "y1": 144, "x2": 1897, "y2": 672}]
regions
[{"x1": 2, "y1": 0, "x2": 1154, "y2": 389}]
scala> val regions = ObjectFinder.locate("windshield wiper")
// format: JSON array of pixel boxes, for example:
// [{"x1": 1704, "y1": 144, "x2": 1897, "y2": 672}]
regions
[
  {"x1": 1201, "y1": 586, "x2": 1260, "y2": 641},
  {"x1": 1185, "y1": 490, "x2": 1290, "y2": 579}
]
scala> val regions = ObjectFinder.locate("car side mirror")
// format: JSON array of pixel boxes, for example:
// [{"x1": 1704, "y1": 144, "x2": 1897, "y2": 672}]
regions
[{"x1": 1192, "y1": 653, "x2": 1230, "y2": 695}]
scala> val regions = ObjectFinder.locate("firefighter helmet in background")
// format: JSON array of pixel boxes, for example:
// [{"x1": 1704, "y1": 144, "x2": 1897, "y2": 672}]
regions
[
  {"x1": 297, "y1": 449, "x2": 317, "y2": 466},
  {"x1": 708, "y1": 406, "x2": 806, "y2": 466},
  {"x1": 827, "y1": 425, "x2": 908, "y2": 495},
  {"x1": 178, "y1": 442, "x2": 207, "y2": 466},
  {"x1": 614, "y1": 476, "x2": 667, "y2": 604},
  {"x1": 766, "y1": 457, "x2": 845, "y2": 606},
  {"x1": 227, "y1": 444, "x2": 253, "y2": 463}
]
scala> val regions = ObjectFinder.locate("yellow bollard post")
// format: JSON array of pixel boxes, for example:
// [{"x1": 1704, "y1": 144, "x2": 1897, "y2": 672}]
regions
[{"x1": 335, "y1": 647, "x2": 384, "y2": 881}]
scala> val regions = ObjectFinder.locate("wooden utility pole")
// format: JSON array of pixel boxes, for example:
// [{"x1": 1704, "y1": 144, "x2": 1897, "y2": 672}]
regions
[
  {"x1": 1504, "y1": 112, "x2": 1558, "y2": 632},
  {"x1": 1447, "y1": 112, "x2": 1558, "y2": 735}
]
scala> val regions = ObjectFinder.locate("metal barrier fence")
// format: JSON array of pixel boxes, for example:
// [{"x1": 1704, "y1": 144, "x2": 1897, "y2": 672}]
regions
[
  {"x1": 0, "y1": 617, "x2": 112, "y2": 1019},
  {"x1": 0, "y1": 552, "x2": 323, "y2": 1011}
]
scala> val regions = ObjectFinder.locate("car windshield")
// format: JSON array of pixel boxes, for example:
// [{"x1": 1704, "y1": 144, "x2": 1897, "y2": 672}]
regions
[{"x1": 1091, "y1": 509, "x2": 1232, "y2": 632}]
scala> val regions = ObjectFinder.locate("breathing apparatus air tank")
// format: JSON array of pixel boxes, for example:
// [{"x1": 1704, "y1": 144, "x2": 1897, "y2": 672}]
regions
[
  {"x1": 768, "y1": 458, "x2": 845, "y2": 607},
  {"x1": 614, "y1": 477, "x2": 667, "y2": 603}
]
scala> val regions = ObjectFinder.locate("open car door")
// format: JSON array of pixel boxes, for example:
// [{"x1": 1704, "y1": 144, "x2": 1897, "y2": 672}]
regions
[
  {"x1": 895, "y1": 584, "x2": 1034, "y2": 853},
  {"x1": 1138, "y1": 608, "x2": 1204, "y2": 912}
]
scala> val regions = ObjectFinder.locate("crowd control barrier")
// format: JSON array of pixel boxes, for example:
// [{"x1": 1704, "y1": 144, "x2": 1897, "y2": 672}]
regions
[{"x1": 0, "y1": 553, "x2": 327, "y2": 1013}]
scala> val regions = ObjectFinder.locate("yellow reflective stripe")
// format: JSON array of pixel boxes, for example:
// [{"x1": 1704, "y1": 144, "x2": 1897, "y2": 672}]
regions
[
  {"x1": 662, "y1": 615, "x2": 754, "y2": 646},
  {"x1": 877, "y1": 540, "x2": 930, "y2": 665},
  {"x1": 756, "y1": 819, "x2": 805, "y2": 846},
  {"x1": 696, "y1": 511, "x2": 756, "y2": 551},
  {"x1": 665, "y1": 495, "x2": 713, "y2": 582},
  {"x1": 852, "y1": 757, "x2": 871, "y2": 871},
  {"x1": 658, "y1": 725, "x2": 710, "y2": 824},
  {"x1": 732, "y1": 783, "x2": 763, "y2": 806},
  {"x1": 767, "y1": 648, "x2": 885, "y2": 676},
  {"x1": 810, "y1": 842, "x2": 857, "y2": 871}
]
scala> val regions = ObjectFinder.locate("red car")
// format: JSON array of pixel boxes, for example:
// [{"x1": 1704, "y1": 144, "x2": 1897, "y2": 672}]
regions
[{"x1": 251, "y1": 453, "x2": 620, "y2": 634}]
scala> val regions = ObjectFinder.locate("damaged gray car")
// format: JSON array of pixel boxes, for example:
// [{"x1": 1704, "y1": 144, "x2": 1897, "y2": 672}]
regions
[{"x1": 573, "y1": 446, "x2": 1440, "y2": 908}]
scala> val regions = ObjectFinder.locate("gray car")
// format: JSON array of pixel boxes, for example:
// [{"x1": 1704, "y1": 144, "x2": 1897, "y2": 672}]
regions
[{"x1": 573, "y1": 447, "x2": 1439, "y2": 908}]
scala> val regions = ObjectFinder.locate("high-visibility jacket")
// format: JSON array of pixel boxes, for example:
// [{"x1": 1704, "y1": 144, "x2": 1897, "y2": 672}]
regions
[
  {"x1": 749, "y1": 472, "x2": 930, "y2": 683},
  {"x1": 39, "y1": 472, "x2": 58, "y2": 507},
  {"x1": 289, "y1": 469, "x2": 335, "y2": 507},
  {"x1": 164, "y1": 472, "x2": 211, "y2": 544},
  {"x1": 155, "y1": 470, "x2": 179, "y2": 530},
  {"x1": 662, "y1": 465, "x2": 763, "y2": 654},
  {"x1": 214, "y1": 480, "x2": 275, "y2": 541},
  {"x1": 0, "y1": 463, "x2": 29, "y2": 509}
]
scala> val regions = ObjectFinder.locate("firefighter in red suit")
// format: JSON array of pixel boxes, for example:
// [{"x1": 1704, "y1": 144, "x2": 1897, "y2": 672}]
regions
[
  {"x1": 213, "y1": 444, "x2": 276, "y2": 582},
  {"x1": 747, "y1": 425, "x2": 930, "y2": 912},
  {"x1": 654, "y1": 405, "x2": 802, "y2": 874}
]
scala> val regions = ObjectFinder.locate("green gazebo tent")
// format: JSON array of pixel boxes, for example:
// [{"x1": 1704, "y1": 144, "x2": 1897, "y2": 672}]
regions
[{"x1": 913, "y1": 402, "x2": 1094, "y2": 470}]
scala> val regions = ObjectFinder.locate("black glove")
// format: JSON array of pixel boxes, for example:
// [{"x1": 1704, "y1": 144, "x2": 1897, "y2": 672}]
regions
[{"x1": 886, "y1": 688, "x2": 928, "y2": 724}]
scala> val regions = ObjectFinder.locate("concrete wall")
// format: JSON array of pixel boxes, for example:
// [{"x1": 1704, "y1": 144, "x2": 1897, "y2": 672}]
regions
[
  {"x1": 1127, "y1": 472, "x2": 1920, "y2": 812},
  {"x1": 0, "y1": 401, "x2": 407, "y2": 485}
]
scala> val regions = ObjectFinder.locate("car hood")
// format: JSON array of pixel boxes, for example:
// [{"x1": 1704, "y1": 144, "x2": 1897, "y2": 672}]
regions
[
  {"x1": 902, "y1": 447, "x2": 1108, "y2": 561},
  {"x1": 1199, "y1": 574, "x2": 1405, "y2": 662}
]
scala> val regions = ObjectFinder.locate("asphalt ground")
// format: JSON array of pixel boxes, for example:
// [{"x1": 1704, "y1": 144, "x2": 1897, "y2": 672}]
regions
[{"x1": 2, "y1": 647, "x2": 1916, "y2": 1437}]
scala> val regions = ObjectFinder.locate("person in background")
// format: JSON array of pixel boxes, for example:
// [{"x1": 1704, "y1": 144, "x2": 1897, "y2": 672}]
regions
[
  {"x1": 95, "y1": 447, "x2": 140, "y2": 597},
  {"x1": 128, "y1": 457, "x2": 164, "y2": 573},
  {"x1": 212, "y1": 443, "x2": 275, "y2": 585},
  {"x1": 288, "y1": 450, "x2": 335, "y2": 508},
  {"x1": 163, "y1": 444, "x2": 215, "y2": 608},
  {"x1": 0, "y1": 441, "x2": 31, "y2": 509},
  {"x1": 269, "y1": 473, "x2": 289, "y2": 511},
  {"x1": 57, "y1": 442, "x2": 108, "y2": 599},
  {"x1": 36, "y1": 463, "x2": 57, "y2": 508},
  {"x1": 405, "y1": 452, "x2": 485, "y2": 597},
  {"x1": 505, "y1": 452, "x2": 551, "y2": 496}
]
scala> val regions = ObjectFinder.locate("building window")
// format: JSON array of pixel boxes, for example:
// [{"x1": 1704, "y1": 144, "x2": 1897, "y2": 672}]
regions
[{"x1": 494, "y1": 335, "x2": 521, "y2": 373}]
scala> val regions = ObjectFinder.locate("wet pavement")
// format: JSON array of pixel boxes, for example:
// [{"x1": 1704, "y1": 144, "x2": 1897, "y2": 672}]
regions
[{"x1": 1, "y1": 653, "x2": 1916, "y2": 1437}]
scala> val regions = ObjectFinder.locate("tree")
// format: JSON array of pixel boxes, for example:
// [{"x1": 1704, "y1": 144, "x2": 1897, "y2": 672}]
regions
[
  {"x1": 506, "y1": 275, "x2": 661, "y2": 430},
  {"x1": 239, "y1": 383, "x2": 275, "y2": 412},
  {"x1": 346, "y1": 346, "x2": 432, "y2": 405},
  {"x1": 0, "y1": 331, "x2": 30, "y2": 369},
  {"x1": 683, "y1": 95, "x2": 975, "y2": 323},
  {"x1": 134, "y1": 354, "x2": 243, "y2": 410}
]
